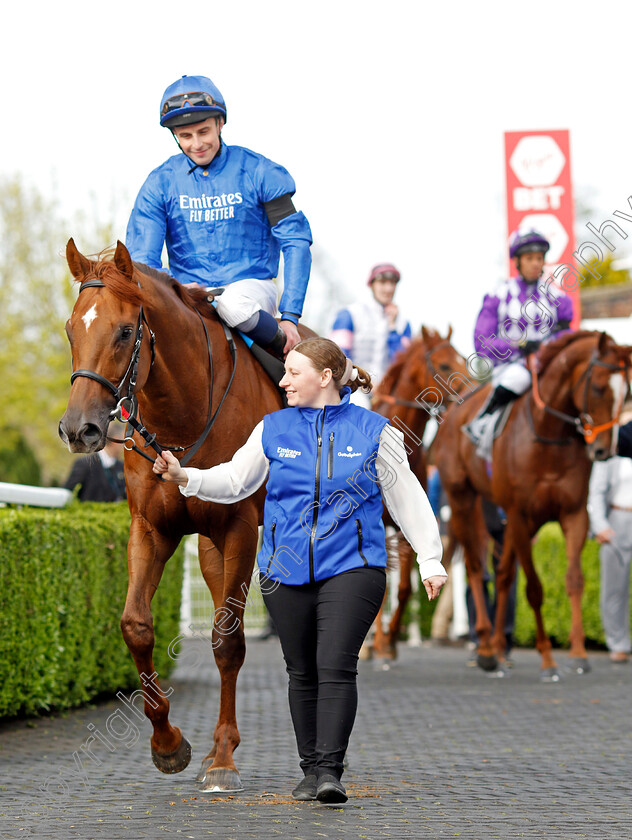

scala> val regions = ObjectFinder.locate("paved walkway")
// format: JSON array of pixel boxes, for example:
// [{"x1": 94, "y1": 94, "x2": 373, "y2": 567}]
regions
[{"x1": 1, "y1": 639, "x2": 631, "y2": 839}]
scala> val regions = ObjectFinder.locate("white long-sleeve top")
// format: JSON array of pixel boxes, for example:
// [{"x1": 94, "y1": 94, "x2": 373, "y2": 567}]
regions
[
  {"x1": 588, "y1": 456, "x2": 632, "y2": 535},
  {"x1": 180, "y1": 422, "x2": 446, "y2": 581}
]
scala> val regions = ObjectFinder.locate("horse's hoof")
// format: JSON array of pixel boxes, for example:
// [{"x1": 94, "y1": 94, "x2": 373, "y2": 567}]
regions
[
  {"x1": 566, "y1": 657, "x2": 591, "y2": 675},
  {"x1": 487, "y1": 663, "x2": 511, "y2": 678},
  {"x1": 195, "y1": 756, "x2": 214, "y2": 783},
  {"x1": 151, "y1": 736, "x2": 192, "y2": 774},
  {"x1": 477, "y1": 653, "x2": 498, "y2": 672},
  {"x1": 200, "y1": 767, "x2": 244, "y2": 793},
  {"x1": 540, "y1": 667, "x2": 562, "y2": 683}
]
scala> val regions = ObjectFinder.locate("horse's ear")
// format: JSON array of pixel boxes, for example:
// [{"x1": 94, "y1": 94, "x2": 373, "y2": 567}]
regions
[
  {"x1": 598, "y1": 331, "x2": 611, "y2": 354},
  {"x1": 113, "y1": 241, "x2": 134, "y2": 281},
  {"x1": 421, "y1": 325, "x2": 430, "y2": 342},
  {"x1": 447, "y1": 324, "x2": 453, "y2": 340},
  {"x1": 66, "y1": 238, "x2": 92, "y2": 279}
]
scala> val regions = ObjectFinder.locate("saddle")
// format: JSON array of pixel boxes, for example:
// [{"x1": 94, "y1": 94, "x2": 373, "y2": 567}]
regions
[
  {"x1": 207, "y1": 288, "x2": 288, "y2": 406},
  {"x1": 463, "y1": 397, "x2": 514, "y2": 463}
]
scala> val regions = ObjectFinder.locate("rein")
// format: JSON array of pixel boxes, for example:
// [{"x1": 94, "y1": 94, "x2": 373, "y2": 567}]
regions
[
  {"x1": 71, "y1": 277, "x2": 237, "y2": 465},
  {"x1": 527, "y1": 351, "x2": 627, "y2": 445}
]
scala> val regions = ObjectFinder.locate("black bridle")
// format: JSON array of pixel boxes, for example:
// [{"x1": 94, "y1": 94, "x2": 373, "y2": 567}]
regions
[
  {"x1": 69, "y1": 277, "x2": 237, "y2": 464},
  {"x1": 70, "y1": 278, "x2": 156, "y2": 406}
]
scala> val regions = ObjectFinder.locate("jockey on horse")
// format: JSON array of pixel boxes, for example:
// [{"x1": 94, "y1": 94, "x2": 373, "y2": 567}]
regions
[
  {"x1": 126, "y1": 74, "x2": 312, "y2": 358},
  {"x1": 472, "y1": 228, "x2": 574, "y2": 423}
]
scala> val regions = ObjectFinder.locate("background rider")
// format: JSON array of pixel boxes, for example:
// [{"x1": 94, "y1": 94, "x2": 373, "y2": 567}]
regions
[
  {"x1": 473, "y1": 228, "x2": 574, "y2": 418},
  {"x1": 330, "y1": 263, "x2": 411, "y2": 406}
]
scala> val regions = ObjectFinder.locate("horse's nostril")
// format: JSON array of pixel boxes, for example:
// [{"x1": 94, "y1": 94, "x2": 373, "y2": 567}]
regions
[{"x1": 80, "y1": 423, "x2": 103, "y2": 444}]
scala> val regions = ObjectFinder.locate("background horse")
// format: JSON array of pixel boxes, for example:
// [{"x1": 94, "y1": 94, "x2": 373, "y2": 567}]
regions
[
  {"x1": 59, "y1": 240, "x2": 303, "y2": 792},
  {"x1": 433, "y1": 331, "x2": 631, "y2": 679},
  {"x1": 369, "y1": 326, "x2": 469, "y2": 658}
]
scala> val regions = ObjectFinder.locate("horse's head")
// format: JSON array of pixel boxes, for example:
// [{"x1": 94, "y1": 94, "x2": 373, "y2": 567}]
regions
[
  {"x1": 374, "y1": 325, "x2": 469, "y2": 421},
  {"x1": 548, "y1": 331, "x2": 632, "y2": 462},
  {"x1": 418, "y1": 325, "x2": 469, "y2": 395},
  {"x1": 581, "y1": 333, "x2": 632, "y2": 461},
  {"x1": 59, "y1": 239, "x2": 155, "y2": 453}
]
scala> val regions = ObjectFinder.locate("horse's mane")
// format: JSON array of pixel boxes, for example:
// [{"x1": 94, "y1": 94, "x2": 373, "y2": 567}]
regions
[
  {"x1": 537, "y1": 330, "x2": 607, "y2": 375},
  {"x1": 73, "y1": 251, "x2": 216, "y2": 318}
]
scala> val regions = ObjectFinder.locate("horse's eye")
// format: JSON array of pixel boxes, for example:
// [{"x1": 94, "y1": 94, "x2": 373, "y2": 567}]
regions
[
  {"x1": 439, "y1": 363, "x2": 452, "y2": 373},
  {"x1": 591, "y1": 384, "x2": 606, "y2": 397},
  {"x1": 120, "y1": 326, "x2": 134, "y2": 341}
]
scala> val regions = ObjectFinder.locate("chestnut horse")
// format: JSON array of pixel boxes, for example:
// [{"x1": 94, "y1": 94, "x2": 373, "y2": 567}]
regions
[
  {"x1": 370, "y1": 326, "x2": 469, "y2": 658},
  {"x1": 433, "y1": 331, "x2": 631, "y2": 679},
  {"x1": 59, "y1": 239, "x2": 299, "y2": 792}
]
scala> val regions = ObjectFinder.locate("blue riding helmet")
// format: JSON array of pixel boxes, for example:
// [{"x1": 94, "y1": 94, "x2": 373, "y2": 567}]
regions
[{"x1": 160, "y1": 75, "x2": 227, "y2": 128}]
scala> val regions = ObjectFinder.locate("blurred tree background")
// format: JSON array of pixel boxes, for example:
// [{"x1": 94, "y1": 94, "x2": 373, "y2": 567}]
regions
[
  {"x1": 0, "y1": 176, "x2": 114, "y2": 484},
  {"x1": 578, "y1": 252, "x2": 630, "y2": 288}
]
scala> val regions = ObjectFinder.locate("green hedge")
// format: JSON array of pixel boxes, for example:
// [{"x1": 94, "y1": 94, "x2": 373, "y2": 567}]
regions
[
  {"x1": 513, "y1": 522, "x2": 606, "y2": 647},
  {"x1": 0, "y1": 502, "x2": 184, "y2": 718}
]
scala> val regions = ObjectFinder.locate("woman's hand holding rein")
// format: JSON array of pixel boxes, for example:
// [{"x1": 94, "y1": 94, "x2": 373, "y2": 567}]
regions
[
  {"x1": 153, "y1": 450, "x2": 189, "y2": 486},
  {"x1": 423, "y1": 575, "x2": 447, "y2": 601}
]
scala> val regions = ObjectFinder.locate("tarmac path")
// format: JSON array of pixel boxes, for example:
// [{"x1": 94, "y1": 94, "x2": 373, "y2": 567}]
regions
[{"x1": 1, "y1": 639, "x2": 630, "y2": 839}]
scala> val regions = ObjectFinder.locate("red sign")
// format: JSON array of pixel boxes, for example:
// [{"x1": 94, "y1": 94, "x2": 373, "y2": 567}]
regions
[{"x1": 504, "y1": 130, "x2": 579, "y2": 326}]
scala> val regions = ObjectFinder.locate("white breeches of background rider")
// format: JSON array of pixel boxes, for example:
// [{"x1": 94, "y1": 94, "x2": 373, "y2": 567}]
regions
[
  {"x1": 491, "y1": 360, "x2": 531, "y2": 395},
  {"x1": 213, "y1": 278, "x2": 279, "y2": 330}
]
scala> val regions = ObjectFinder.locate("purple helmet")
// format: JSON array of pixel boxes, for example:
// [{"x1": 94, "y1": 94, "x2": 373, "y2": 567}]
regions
[
  {"x1": 160, "y1": 75, "x2": 227, "y2": 128},
  {"x1": 509, "y1": 228, "x2": 550, "y2": 260}
]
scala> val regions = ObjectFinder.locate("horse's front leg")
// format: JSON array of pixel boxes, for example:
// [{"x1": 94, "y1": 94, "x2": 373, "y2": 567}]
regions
[
  {"x1": 490, "y1": 526, "x2": 518, "y2": 666},
  {"x1": 448, "y1": 493, "x2": 495, "y2": 670},
  {"x1": 371, "y1": 528, "x2": 398, "y2": 660},
  {"x1": 196, "y1": 514, "x2": 258, "y2": 792},
  {"x1": 120, "y1": 514, "x2": 191, "y2": 773},
  {"x1": 371, "y1": 596, "x2": 390, "y2": 659},
  {"x1": 509, "y1": 514, "x2": 558, "y2": 677},
  {"x1": 387, "y1": 536, "x2": 415, "y2": 656},
  {"x1": 559, "y1": 505, "x2": 590, "y2": 673}
]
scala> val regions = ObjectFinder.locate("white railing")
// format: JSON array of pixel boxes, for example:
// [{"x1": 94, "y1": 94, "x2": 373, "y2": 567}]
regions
[
  {"x1": 0, "y1": 482, "x2": 72, "y2": 508},
  {"x1": 179, "y1": 534, "x2": 269, "y2": 638}
]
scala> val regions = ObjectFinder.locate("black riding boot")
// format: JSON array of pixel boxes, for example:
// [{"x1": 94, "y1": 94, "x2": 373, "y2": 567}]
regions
[
  {"x1": 264, "y1": 327, "x2": 287, "y2": 359},
  {"x1": 482, "y1": 385, "x2": 518, "y2": 417}
]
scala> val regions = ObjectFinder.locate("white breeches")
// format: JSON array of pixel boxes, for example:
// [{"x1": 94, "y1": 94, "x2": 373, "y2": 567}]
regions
[
  {"x1": 491, "y1": 361, "x2": 531, "y2": 395},
  {"x1": 213, "y1": 278, "x2": 279, "y2": 330}
]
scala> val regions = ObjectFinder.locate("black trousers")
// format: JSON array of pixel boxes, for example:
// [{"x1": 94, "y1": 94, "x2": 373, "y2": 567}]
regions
[{"x1": 262, "y1": 566, "x2": 386, "y2": 779}]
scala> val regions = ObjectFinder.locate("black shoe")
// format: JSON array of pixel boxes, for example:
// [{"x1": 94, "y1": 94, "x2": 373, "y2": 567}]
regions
[
  {"x1": 481, "y1": 385, "x2": 518, "y2": 417},
  {"x1": 316, "y1": 773, "x2": 347, "y2": 803},
  {"x1": 292, "y1": 774, "x2": 318, "y2": 801}
]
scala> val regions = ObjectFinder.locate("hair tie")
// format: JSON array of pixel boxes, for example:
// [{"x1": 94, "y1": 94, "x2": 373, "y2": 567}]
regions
[{"x1": 343, "y1": 357, "x2": 358, "y2": 384}]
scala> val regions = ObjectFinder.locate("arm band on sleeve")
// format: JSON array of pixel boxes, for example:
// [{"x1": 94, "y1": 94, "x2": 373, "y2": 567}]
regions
[{"x1": 264, "y1": 194, "x2": 297, "y2": 227}]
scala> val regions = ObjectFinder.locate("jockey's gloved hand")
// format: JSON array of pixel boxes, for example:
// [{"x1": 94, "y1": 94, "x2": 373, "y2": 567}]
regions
[{"x1": 522, "y1": 340, "x2": 541, "y2": 355}]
